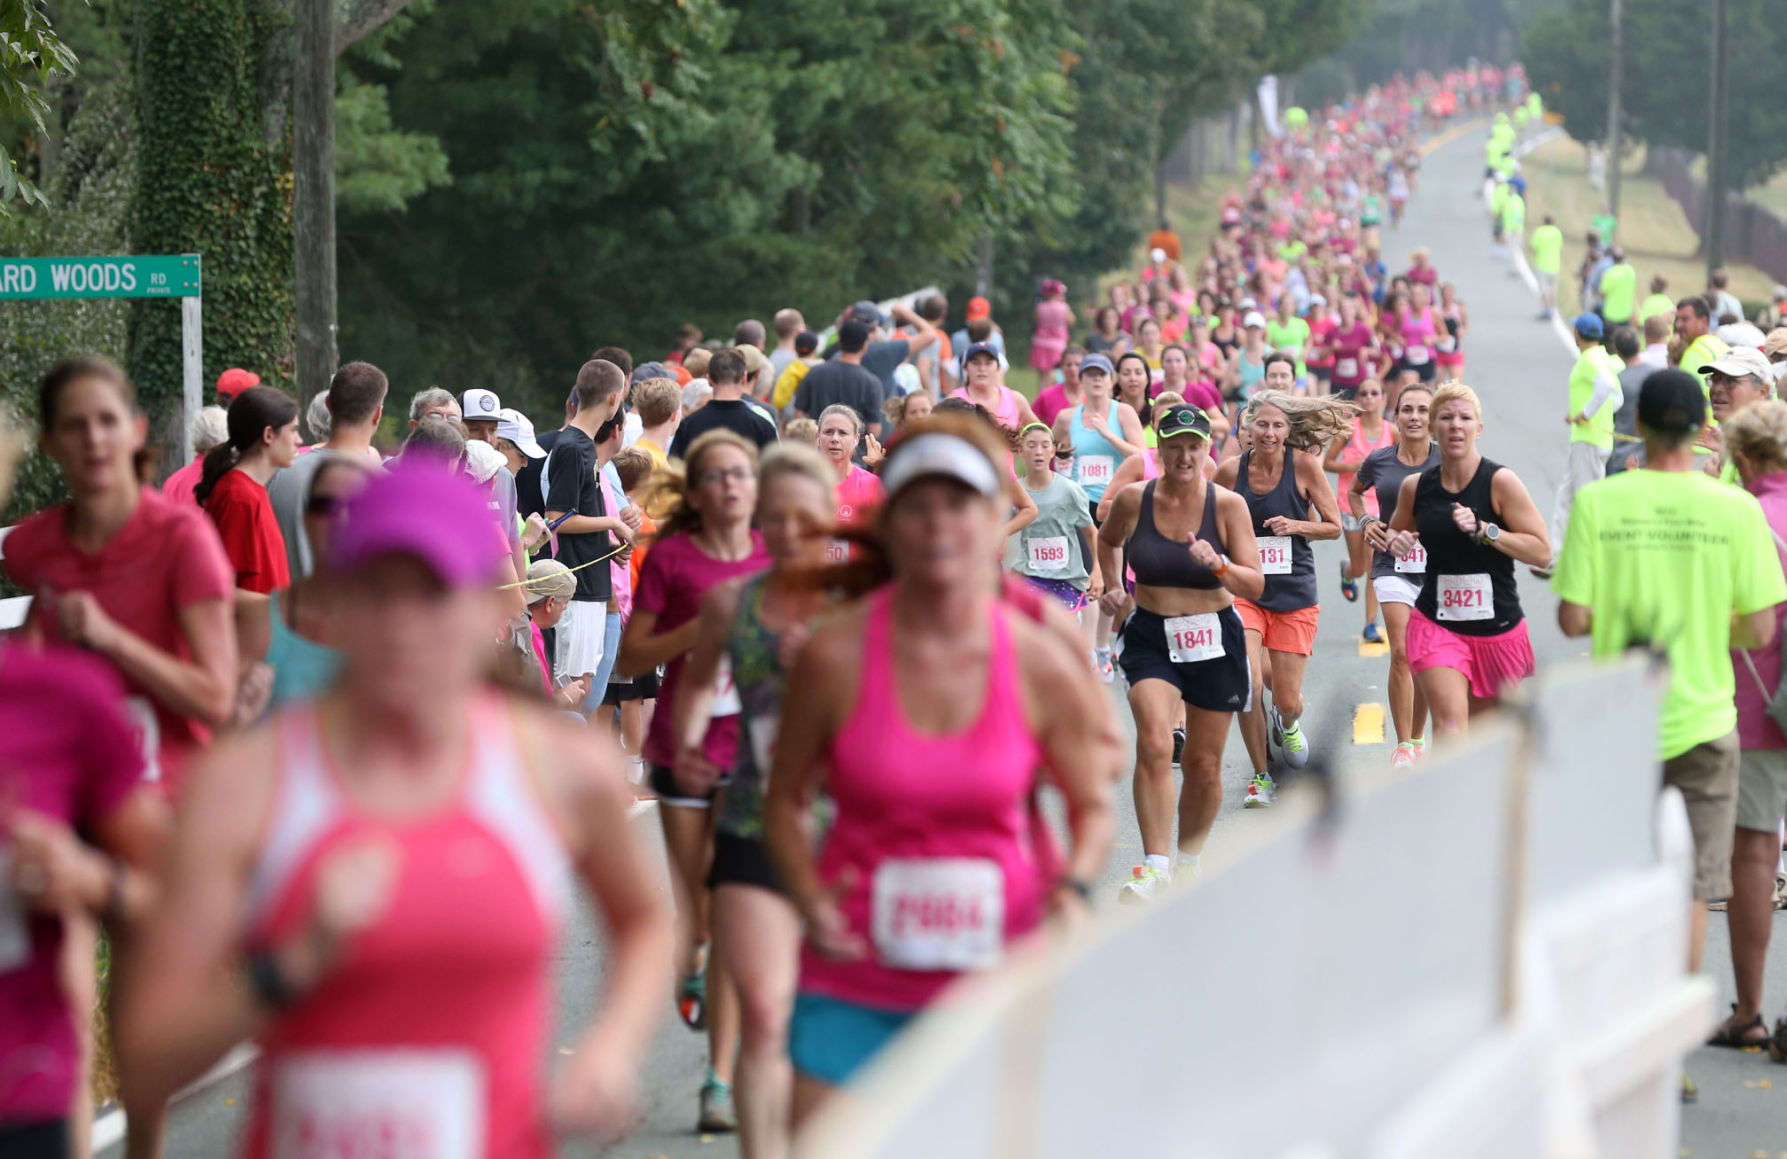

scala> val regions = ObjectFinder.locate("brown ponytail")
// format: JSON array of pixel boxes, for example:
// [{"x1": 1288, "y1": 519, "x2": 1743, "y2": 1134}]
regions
[{"x1": 195, "y1": 384, "x2": 297, "y2": 505}]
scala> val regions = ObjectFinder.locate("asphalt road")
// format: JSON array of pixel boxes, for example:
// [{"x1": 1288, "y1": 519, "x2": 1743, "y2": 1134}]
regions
[{"x1": 114, "y1": 122, "x2": 1786, "y2": 1159}]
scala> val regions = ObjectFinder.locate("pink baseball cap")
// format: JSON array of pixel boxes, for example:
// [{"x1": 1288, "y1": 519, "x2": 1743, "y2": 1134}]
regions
[{"x1": 327, "y1": 457, "x2": 499, "y2": 589}]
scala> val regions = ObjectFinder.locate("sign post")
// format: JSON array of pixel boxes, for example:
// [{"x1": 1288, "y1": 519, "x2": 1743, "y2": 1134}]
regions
[{"x1": 0, "y1": 254, "x2": 204, "y2": 462}]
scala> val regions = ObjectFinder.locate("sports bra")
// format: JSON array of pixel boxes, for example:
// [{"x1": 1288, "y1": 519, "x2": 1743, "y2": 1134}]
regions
[{"x1": 1126, "y1": 480, "x2": 1226, "y2": 591}]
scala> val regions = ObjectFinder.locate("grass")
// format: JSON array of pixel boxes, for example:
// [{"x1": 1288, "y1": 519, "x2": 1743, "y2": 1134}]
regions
[
  {"x1": 1689, "y1": 155, "x2": 1787, "y2": 224},
  {"x1": 1520, "y1": 136, "x2": 1774, "y2": 311}
]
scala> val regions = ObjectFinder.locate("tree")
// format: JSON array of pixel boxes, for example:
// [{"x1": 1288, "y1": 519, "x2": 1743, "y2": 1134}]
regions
[{"x1": 0, "y1": 0, "x2": 78, "y2": 215}]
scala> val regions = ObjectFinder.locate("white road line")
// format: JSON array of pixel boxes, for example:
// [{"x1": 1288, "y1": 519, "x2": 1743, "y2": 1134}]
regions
[{"x1": 94, "y1": 1042, "x2": 260, "y2": 1153}]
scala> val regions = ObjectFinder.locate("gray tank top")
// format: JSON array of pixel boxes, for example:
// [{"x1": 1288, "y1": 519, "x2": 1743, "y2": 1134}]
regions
[{"x1": 1235, "y1": 449, "x2": 1318, "y2": 612}]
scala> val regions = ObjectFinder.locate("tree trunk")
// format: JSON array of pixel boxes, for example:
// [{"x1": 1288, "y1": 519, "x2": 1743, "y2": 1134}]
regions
[{"x1": 294, "y1": 0, "x2": 337, "y2": 413}]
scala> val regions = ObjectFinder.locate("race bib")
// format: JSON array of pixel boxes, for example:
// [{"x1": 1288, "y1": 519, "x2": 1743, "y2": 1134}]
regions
[
  {"x1": 1163, "y1": 612, "x2": 1225, "y2": 664},
  {"x1": 872, "y1": 857, "x2": 1004, "y2": 972},
  {"x1": 1437, "y1": 334, "x2": 1457, "y2": 353},
  {"x1": 1405, "y1": 344, "x2": 1431, "y2": 366},
  {"x1": 270, "y1": 1049, "x2": 485, "y2": 1159},
  {"x1": 1077, "y1": 456, "x2": 1113, "y2": 488},
  {"x1": 1394, "y1": 541, "x2": 1428, "y2": 574},
  {"x1": 124, "y1": 696, "x2": 162, "y2": 784},
  {"x1": 1258, "y1": 535, "x2": 1293, "y2": 575},
  {"x1": 0, "y1": 847, "x2": 31, "y2": 974},
  {"x1": 710, "y1": 656, "x2": 742, "y2": 718},
  {"x1": 748, "y1": 713, "x2": 779, "y2": 779},
  {"x1": 1437, "y1": 573, "x2": 1493, "y2": 621},
  {"x1": 824, "y1": 538, "x2": 850, "y2": 564},
  {"x1": 1335, "y1": 358, "x2": 1359, "y2": 379},
  {"x1": 1026, "y1": 536, "x2": 1071, "y2": 572}
]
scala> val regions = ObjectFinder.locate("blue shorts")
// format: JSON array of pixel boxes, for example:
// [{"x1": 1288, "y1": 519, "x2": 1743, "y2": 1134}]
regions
[
  {"x1": 789, "y1": 992, "x2": 915, "y2": 1087},
  {"x1": 1021, "y1": 575, "x2": 1089, "y2": 612}
]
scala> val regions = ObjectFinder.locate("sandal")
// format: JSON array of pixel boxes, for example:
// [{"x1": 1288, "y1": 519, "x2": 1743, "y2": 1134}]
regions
[{"x1": 1708, "y1": 1005, "x2": 1770, "y2": 1049}]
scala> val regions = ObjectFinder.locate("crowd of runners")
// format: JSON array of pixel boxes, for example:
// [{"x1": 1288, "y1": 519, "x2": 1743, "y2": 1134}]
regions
[{"x1": 5, "y1": 60, "x2": 1787, "y2": 1158}]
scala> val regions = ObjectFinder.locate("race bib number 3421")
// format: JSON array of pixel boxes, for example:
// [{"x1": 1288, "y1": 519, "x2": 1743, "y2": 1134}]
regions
[{"x1": 1436, "y1": 573, "x2": 1492, "y2": 621}]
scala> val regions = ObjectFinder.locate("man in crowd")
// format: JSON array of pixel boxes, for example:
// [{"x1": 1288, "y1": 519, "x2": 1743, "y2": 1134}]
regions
[
  {"x1": 1529, "y1": 213, "x2": 1563, "y2": 320},
  {"x1": 826, "y1": 299, "x2": 939, "y2": 394},
  {"x1": 1535, "y1": 313, "x2": 1622, "y2": 577},
  {"x1": 1640, "y1": 314, "x2": 1671, "y2": 369},
  {"x1": 460, "y1": 388, "x2": 528, "y2": 586},
  {"x1": 1606, "y1": 325, "x2": 1649, "y2": 475},
  {"x1": 795, "y1": 319, "x2": 886, "y2": 439},
  {"x1": 1709, "y1": 269, "x2": 1746, "y2": 326},
  {"x1": 267, "y1": 361, "x2": 388, "y2": 579},
  {"x1": 732, "y1": 319, "x2": 766, "y2": 352},
  {"x1": 668, "y1": 348, "x2": 778, "y2": 458},
  {"x1": 1597, "y1": 245, "x2": 1636, "y2": 330},
  {"x1": 768, "y1": 308, "x2": 805, "y2": 382},
  {"x1": 1639, "y1": 275, "x2": 1676, "y2": 326},
  {"x1": 1677, "y1": 296, "x2": 1732, "y2": 387},
  {"x1": 408, "y1": 386, "x2": 459, "y2": 431},
  {"x1": 1702, "y1": 347, "x2": 1777, "y2": 483},
  {"x1": 1552, "y1": 368, "x2": 1787, "y2": 1102}
]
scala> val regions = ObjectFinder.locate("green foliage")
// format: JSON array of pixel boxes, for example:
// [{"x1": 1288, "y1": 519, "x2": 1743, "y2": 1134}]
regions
[
  {"x1": 128, "y1": 0, "x2": 295, "y2": 444},
  {"x1": 334, "y1": 73, "x2": 449, "y2": 213},
  {"x1": 0, "y1": 82, "x2": 135, "y2": 522},
  {"x1": 1523, "y1": 0, "x2": 1787, "y2": 191},
  {"x1": 1292, "y1": 0, "x2": 1546, "y2": 101},
  {"x1": 0, "y1": 0, "x2": 78, "y2": 214}
]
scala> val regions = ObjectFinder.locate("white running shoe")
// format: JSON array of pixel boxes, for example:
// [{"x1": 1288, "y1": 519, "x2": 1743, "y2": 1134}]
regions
[
  {"x1": 1117, "y1": 864, "x2": 1171, "y2": 904},
  {"x1": 1244, "y1": 772, "x2": 1276, "y2": 808},
  {"x1": 1278, "y1": 715, "x2": 1310, "y2": 770}
]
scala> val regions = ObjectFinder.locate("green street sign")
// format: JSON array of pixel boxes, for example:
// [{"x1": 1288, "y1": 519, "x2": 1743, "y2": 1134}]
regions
[{"x1": 0, "y1": 254, "x2": 201, "y2": 300}]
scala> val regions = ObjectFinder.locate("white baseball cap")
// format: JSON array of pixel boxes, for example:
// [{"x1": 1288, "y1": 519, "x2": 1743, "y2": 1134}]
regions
[
  {"x1": 1242, "y1": 310, "x2": 1267, "y2": 329},
  {"x1": 495, "y1": 408, "x2": 546, "y2": 458},
  {"x1": 881, "y1": 433, "x2": 1000, "y2": 501},
  {"x1": 461, "y1": 388, "x2": 501, "y2": 420}
]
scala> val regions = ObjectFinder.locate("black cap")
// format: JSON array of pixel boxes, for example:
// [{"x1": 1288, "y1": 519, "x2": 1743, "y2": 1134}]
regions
[
  {"x1": 838, "y1": 319, "x2": 872, "y2": 351},
  {"x1": 794, "y1": 329, "x2": 820, "y2": 355},
  {"x1": 846, "y1": 300, "x2": 881, "y2": 327},
  {"x1": 1157, "y1": 404, "x2": 1213, "y2": 442},
  {"x1": 1637, "y1": 368, "x2": 1707, "y2": 436}
]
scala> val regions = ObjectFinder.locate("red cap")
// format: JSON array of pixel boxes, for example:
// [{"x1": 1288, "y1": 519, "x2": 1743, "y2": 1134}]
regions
[
  {"x1": 216, "y1": 368, "x2": 261, "y2": 399},
  {"x1": 966, "y1": 296, "x2": 992, "y2": 321}
]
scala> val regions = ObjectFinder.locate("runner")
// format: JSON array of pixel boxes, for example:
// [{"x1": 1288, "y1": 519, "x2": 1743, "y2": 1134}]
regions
[
  {"x1": 764, "y1": 414, "x2": 1117, "y2": 1112},
  {"x1": 1305, "y1": 295, "x2": 1336, "y2": 397},
  {"x1": 1266, "y1": 294, "x2": 1312, "y2": 388},
  {"x1": 1051, "y1": 352, "x2": 1147, "y2": 680},
  {"x1": 1032, "y1": 345, "x2": 1086, "y2": 429},
  {"x1": 197, "y1": 384, "x2": 302, "y2": 595},
  {"x1": 952, "y1": 342, "x2": 1039, "y2": 433},
  {"x1": 1325, "y1": 378, "x2": 1396, "y2": 644},
  {"x1": 1230, "y1": 312, "x2": 1270, "y2": 403},
  {"x1": 670, "y1": 443, "x2": 837, "y2": 1159},
  {"x1": 1435, "y1": 282, "x2": 1468, "y2": 383},
  {"x1": 1213, "y1": 389, "x2": 1348, "y2": 804},
  {"x1": 1327, "y1": 293, "x2": 1381, "y2": 401},
  {"x1": 114, "y1": 460, "x2": 675, "y2": 1156},
  {"x1": 1116, "y1": 350, "x2": 1158, "y2": 428},
  {"x1": 1099, "y1": 404, "x2": 1262, "y2": 899},
  {"x1": 1385, "y1": 383, "x2": 1550, "y2": 741},
  {"x1": 1396, "y1": 281, "x2": 1442, "y2": 389},
  {"x1": 616, "y1": 430, "x2": 769, "y2": 1132},
  {"x1": 816, "y1": 405, "x2": 886, "y2": 561},
  {"x1": 1011, "y1": 422, "x2": 1102, "y2": 652},
  {"x1": 1353, "y1": 383, "x2": 1439, "y2": 765}
]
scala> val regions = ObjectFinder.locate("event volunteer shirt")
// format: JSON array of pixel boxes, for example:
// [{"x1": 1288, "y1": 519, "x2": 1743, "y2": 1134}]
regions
[
  {"x1": 1569, "y1": 342, "x2": 1623, "y2": 452},
  {"x1": 3, "y1": 486, "x2": 234, "y2": 788},
  {"x1": 1529, "y1": 223, "x2": 1563, "y2": 277},
  {"x1": 1551, "y1": 469, "x2": 1787, "y2": 758}
]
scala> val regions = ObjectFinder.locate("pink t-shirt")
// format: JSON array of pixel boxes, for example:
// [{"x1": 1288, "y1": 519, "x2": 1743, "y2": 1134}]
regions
[
  {"x1": 1179, "y1": 378, "x2": 1226, "y2": 415},
  {"x1": 636, "y1": 530, "x2": 769, "y2": 768},
  {"x1": 836, "y1": 465, "x2": 885, "y2": 526},
  {"x1": 1328, "y1": 322, "x2": 1376, "y2": 387},
  {"x1": 1737, "y1": 473, "x2": 1787, "y2": 750},
  {"x1": 4, "y1": 487, "x2": 235, "y2": 790},
  {"x1": 160, "y1": 456, "x2": 204, "y2": 505},
  {"x1": 0, "y1": 643, "x2": 144, "y2": 1121},
  {"x1": 1033, "y1": 382, "x2": 1081, "y2": 429}
]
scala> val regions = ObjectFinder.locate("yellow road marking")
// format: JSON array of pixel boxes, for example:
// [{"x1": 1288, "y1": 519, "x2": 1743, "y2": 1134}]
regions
[
  {"x1": 1418, "y1": 117, "x2": 1487, "y2": 158},
  {"x1": 1353, "y1": 702, "x2": 1387, "y2": 745},
  {"x1": 1358, "y1": 639, "x2": 1390, "y2": 658}
]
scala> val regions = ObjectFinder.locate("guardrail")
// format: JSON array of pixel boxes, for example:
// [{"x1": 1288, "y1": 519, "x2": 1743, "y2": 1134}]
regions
[
  {"x1": 797, "y1": 656, "x2": 1708, "y2": 1159},
  {"x1": 0, "y1": 525, "x2": 30, "y2": 630}
]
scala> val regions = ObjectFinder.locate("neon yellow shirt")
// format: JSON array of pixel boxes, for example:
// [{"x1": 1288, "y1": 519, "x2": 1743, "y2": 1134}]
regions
[
  {"x1": 1529, "y1": 225, "x2": 1563, "y2": 274},
  {"x1": 1680, "y1": 333, "x2": 1730, "y2": 397},
  {"x1": 1568, "y1": 345, "x2": 1621, "y2": 448},
  {"x1": 1638, "y1": 293, "x2": 1676, "y2": 324},
  {"x1": 1552, "y1": 469, "x2": 1787, "y2": 758},
  {"x1": 1501, "y1": 191, "x2": 1526, "y2": 232},
  {"x1": 1598, "y1": 263, "x2": 1636, "y2": 324},
  {"x1": 1267, "y1": 316, "x2": 1311, "y2": 377},
  {"x1": 772, "y1": 358, "x2": 815, "y2": 410}
]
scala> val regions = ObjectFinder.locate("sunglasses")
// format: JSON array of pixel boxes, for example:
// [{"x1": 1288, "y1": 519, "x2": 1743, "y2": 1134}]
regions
[{"x1": 306, "y1": 494, "x2": 348, "y2": 517}]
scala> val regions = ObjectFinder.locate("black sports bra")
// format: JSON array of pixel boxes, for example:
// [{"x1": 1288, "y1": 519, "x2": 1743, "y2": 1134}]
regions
[{"x1": 1127, "y1": 480, "x2": 1226, "y2": 590}]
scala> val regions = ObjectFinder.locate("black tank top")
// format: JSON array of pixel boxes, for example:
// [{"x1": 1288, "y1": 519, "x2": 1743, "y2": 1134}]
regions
[
  {"x1": 1235, "y1": 450, "x2": 1318, "y2": 612},
  {"x1": 1127, "y1": 480, "x2": 1226, "y2": 590},
  {"x1": 1413, "y1": 457, "x2": 1522, "y2": 636}
]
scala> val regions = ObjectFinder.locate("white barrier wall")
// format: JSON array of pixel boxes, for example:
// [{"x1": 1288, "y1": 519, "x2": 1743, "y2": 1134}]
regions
[{"x1": 797, "y1": 658, "x2": 1709, "y2": 1159}]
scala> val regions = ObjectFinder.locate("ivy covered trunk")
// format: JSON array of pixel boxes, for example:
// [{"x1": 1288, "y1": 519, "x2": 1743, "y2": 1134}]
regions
[{"x1": 128, "y1": 0, "x2": 294, "y2": 446}]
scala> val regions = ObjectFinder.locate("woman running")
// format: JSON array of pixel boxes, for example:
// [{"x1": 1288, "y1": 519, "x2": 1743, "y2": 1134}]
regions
[
  {"x1": 1435, "y1": 282, "x2": 1468, "y2": 383},
  {"x1": 1116, "y1": 351, "x2": 1158, "y2": 431},
  {"x1": 1229, "y1": 312, "x2": 1271, "y2": 404},
  {"x1": 115, "y1": 459, "x2": 674, "y2": 1158},
  {"x1": 1012, "y1": 422, "x2": 1103, "y2": 648},
  {"x1": 764, "y1": 414, "x2": 1117, "y2": 1113},
  {"x1": 1326, "y1": 293, "x2": 1380, "y2": 402},
  {"x1": 816, "y1": 405, "x2": 886, "y2": 562},
  {"x1": 1396, "y1": 281, "x2": 1441, "y2": 389},
  {"x1": 1085, "y1": 307, "x2": 1129, "y2": 358},
  {"x1": 1386, "y1": 383, "x2": 1550, "y2": 741},
  {"x1": 617, "y1": 430, "x2": 770, "y2": 1132},
  {"x1": 1352, "y1": 383, "x2": 1439, "y2": 766},
  {"x1": 1100, "y1": 405, "x2": 1263, "y2": 901},
  {"x1": 671, "y1": 444, "x2": 837, "y2": 1159},
  {"x1": 1324, "y1": 377, "x2": 1396, "y2": 644},
  {"x1": 1161, "y1": 343, "x2": 1228, "y2": 421},
  {"x1": 197, "y1": 384, "x2": 302, "y2": 595},
  {"x1": 1213, "y1": 386, "x2": 1349, "y2": 806},
  {"x1": 1134, "y1": 315, "x2": 1167, "y2": 376},
  {"x1": 1050, "y1": 353, "x2": 1146, "y2": 680},
  {"x1": 951, "y1": 343, "x2": 1039, "y2": 434},
  {"x1": 1304, "y1": 295, "x2": 1336, "y2": 396}
]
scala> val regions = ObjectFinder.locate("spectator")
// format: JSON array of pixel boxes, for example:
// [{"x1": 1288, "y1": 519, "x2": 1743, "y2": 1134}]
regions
[
  {"x1": 215, "y1": 366, "x2": 260, "y2": 406},
  {"x1": 669, "y1": 349, "x2": 778, "y2": 458},
  {"x1": 407, "y1": 386, "x2": 459, "y2": 431},
  {"x1": 667, "y1": 322, "x2": 703, "y2": 365},
  {"x1": 267, "y1": 361, "x2": 388, "y2": 580},
  {"x1": 825, "y1": 299, "x2": 939, "y2": 394},
  {"x1": 737, "y1": 344, "x2": 775, "y2": 400},
  {"x1": 1607, "y1": 325, "x2": 1649, "y2": 474},
  {"x1": 732, "y1": 319, "x2": 766, "y2": 350},
  {"x1": 682, "y1": 378, "x2": 713, "y2": 416},
  {"x1": 592, "y1": 345, "x2": 635, "y2": 381},
  {"x1": 794, "y1": 320, "x2": 886, "y2": 439},
  {"x1": 1675, "y1": 295, "x2": 1731, "y2": 383},
  {"x1": 303, "y1": 391, "x2": 332, "y2": 444},
  {"x1": 544, "y1": 359, "x2": 630, "y2": 696},
  {"x1": 518, "y1": 385, "x2": 577, "y2": 520},
  {"x1": 1640, "y1": 274, "x2": 1676, "y2": 326},
  {"x1": 1033, "y1": 278, "x2": 1073, "y2": 376},
  {"x1": 402, "y1": 412, "x2": 468, "y2": 468},
  {"x1": 1640, "y1": 313, "x2": 1671, "y2": 369},
  {"x1": 684, "y1": 347, "x2": 713, "y2": 382},
  {"x1": 461, "y1": 388, "x2": 502, "y2": 441},
  {"x1": 632, "y1": 377, "x2": 683, "y2": 469},
  {"x1": 772, "y1": 330, "x2": 822, "y2": 412},
  {"x1": 161, "y1": 405, "x2": 229, "y2": 505},
  {"x1": 458, "y1": 386, "x2": 527, "y2": 585},
  {"x1": 950, "y1": 296, "x2": 1007, "y2": 376},
  {"x1": 1598, "y1": 245, "x2": 1636, "y2": 328},
  {"x1": 198, "y1": 386, "x2": 301, "y2": 596},
  {"x1": 1709, "y1": 269, "x2": 1745, "y2": 327},
  {"x1": 769, "y1": 308, "x2": 806, "y2": 382},
  {"x1": 909, "y1": 293, "x2": 952, "y2": 398},
  {"x1": 1757, "y1": 285, "x2": 1787, "y2": 332}
]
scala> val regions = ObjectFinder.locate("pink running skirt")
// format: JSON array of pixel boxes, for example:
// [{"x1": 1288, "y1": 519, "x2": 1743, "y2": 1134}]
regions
[{"x1": 1406, "y1": 609, "x2": 1535, "y2": 699}]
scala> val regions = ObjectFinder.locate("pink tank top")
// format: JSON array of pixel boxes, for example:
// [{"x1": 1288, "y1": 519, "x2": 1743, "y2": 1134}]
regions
[
  {"x1": 950, "y1": 385, "x2": 1022, "y2": 430},
  {"x1": 802, "y1": 589, "x2": 1044, "y2": 1012},
  {"x1": 1339, "y1": 417, "x2": 1395, "y2": 516},
  {"x1": 242, "y1": 696, "x2": 570, "y2": 1159},
  {"x1": 1400, "y1": 308, "x2": 1437, "y2": 367}
]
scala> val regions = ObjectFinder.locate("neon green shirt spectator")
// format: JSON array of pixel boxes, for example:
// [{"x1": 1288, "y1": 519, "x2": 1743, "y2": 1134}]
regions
[
  {"x1": 1529, "y1": 224, "x2": 1563, "y2": 274},
  {"x1": 1592, "y1": 211, "x2": 1617, "y2": 244},
  {"x1": 1527, "y1": 92, "x2": 1543, "y2": 120},
  {"x1": 1267, "y1": 315, "x2": 1311, "y2": 378},
  {"x1": 1501, "y1": 191, "x2": 1526, "y2": 233},
  {"x1": 1568, "y1": 345, "x2": 1621, "y2": 448},
  {"x1": 1599, "y1": 262, "x2": 1637, "y2": 324},
  {"x1": 1552, "y1": 469, "x2": 1787, "y2": 758},
  {"x1": 1680, "y1": 333, "x2": 1730, "y2": 396},
  {"x1": 1639, "y1": 292, "x2": 1676, "y2": 324},
  {"x1": 1491, "y1": 183, "x2": 1509, "y2": 223}
]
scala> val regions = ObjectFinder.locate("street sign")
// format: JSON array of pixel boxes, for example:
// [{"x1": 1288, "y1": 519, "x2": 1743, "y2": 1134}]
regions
[{"x1": 0, "y1": 254, "x2": 201, "y2": 300}]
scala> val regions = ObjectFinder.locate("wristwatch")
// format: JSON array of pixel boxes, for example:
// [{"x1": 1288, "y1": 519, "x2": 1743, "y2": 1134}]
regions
[{"x1": 1477, "y1": 523, "x2": 1501, "y2": 547}]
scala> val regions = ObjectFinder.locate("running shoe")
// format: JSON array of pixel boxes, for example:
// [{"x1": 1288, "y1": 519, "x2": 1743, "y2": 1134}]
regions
[
  {"x1": 1278, "y1": 716, "x2": 1310, "y2": 770},
  {"x1": 677, "y1": 970, "x2": 706, "y2": 1031},
  {"x1": 1769, "y1": 1015, "x2": 1787, "y2": 1064},
  {"x1": 1094, "y1": 648, "x2": 1115, "y2": 685},
  {"x1": 1172, "y1": 727, "x2": 1186, "y2": 766},
  {"x1": 1245, "y1": 772, "x2": 1276, "y2": 808},
  {"x1": 1362, "y1": 621, "x2": 1384, "y2": 644},
  {"x1": 1268, "y1": 706, "x2": 1286, "y2": 752},
  {"x1": 1390, "y1": 741, "x2": 1420, "y2": 768},
  {"x1": 699, "y1": 1076, "x2": 737, "y2": 1133},
  {"x1": 1117, "y1": 864, "x2": 1171, "y2": 905},
  {"x1": 1339, "y1": 561, "x2": 1359, "y2": 603}
]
